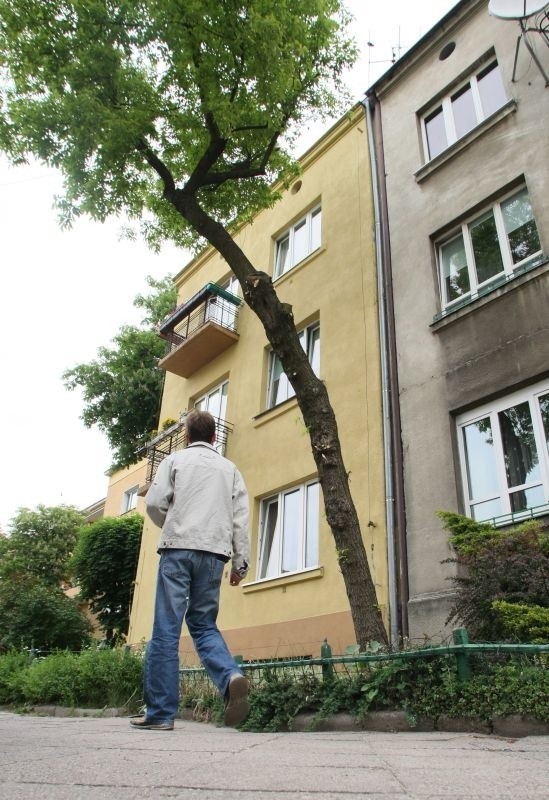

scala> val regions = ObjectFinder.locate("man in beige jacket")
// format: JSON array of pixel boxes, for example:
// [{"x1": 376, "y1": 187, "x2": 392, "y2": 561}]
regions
[{"x1": 130, "y1": 410, "x2": 250, "y2": 731}]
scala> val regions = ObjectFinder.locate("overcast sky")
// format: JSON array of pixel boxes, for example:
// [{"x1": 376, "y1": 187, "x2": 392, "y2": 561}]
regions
[{"x1": 0, "y1": 0, "x2": 460, "y2": 531}]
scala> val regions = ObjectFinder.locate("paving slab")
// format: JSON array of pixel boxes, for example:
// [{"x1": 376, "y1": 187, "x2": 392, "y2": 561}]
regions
[{"x1": 1, "y1": 711, "x2": 548, "y2": 799}]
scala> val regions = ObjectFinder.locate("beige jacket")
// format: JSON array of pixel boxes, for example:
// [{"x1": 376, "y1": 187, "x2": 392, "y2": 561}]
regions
[{"x1": 145, "y1": 442, "x2": 249, "y2": 576}]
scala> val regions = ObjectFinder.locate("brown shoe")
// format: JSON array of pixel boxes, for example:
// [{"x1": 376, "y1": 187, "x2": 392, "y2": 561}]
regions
[
  {"x1": 224, "y1": 674, "x2": 249, "y2": 727},
  {"x1": 129, "y1": 715, "x2": 174, "y2": 731}
]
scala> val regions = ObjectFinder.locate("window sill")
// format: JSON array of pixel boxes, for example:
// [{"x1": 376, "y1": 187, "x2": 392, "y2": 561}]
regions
[
  {"x1": 253, "y1": 396, "x2": 300, "y2": 427},
  {"x1": 272, "y1": 246, "x2": 325, "y2": 285},
  {"x1": 415, "y1": 99, "x2": 517, "y2": 183},
  {"x1": 241, "y1": 566, "x2": 324, "y2": 593},
  {"x1": 431, "y1": 257, "x2": 548, "y2": 330}
]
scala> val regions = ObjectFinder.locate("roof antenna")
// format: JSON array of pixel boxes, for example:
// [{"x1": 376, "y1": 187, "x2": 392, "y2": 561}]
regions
[
  {"x1": 366, "y1": 34, "x2": 375, "y2": 86},
  {"x1": 391, "y1": 26, "x2": 404, "y2": 64}
]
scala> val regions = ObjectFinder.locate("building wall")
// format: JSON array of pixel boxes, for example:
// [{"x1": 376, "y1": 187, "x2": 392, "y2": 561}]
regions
[
  {"x1": 127, "y1": 110, "x2": 389, "y2": 659},
  {"x1": 373, "y1": 0, "x2": 549, "y2": 639},
  {"x1": 103, "y1": 461, "x2": 147, "y2": 518}
]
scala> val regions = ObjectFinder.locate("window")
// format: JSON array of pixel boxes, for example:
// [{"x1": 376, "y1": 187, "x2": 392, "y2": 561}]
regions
[
  {"x1": 258, "y1": 481, "x2": 320, "y2": 579},
  {"x1": 422, "y1": 61, "x2": 507, "y2": 161},
  {"x1": 438, "y1": 187, "x2": 542, "y2": 310},
  {"x1": 274, "y1": 207, "x2": 321, "y2": 278},
  {"x1": 194, "y1": 380, "x2": 229, "y2": 453},
  {"x1": 223, "y1": 275, "x2": 240, "y2": 297},
  {"x1": 457, "y1": 380, "x2": 549, "y2": 524},
  {"x1": 121, "y1": 486, "x2": 138, "y2": 514},
  {"x1": 267, "y1": 323, "x2": 320, "y2": 408},
  {"x1": 194, "y1": 380, "x2": 228, "y2": 421}
]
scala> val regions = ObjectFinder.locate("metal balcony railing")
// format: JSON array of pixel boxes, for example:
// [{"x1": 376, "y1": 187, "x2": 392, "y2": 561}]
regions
[
  {"x1": 143, "y1": 416, "x2": 234, "y2": 485},
  {"x1": 158, "y1": 283, "x2": 241, "y2": 355}
]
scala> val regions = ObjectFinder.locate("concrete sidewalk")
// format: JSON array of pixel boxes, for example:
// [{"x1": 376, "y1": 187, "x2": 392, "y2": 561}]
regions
[{"x1": 1, "y1": 711, "x2": 547, "y2": 799}]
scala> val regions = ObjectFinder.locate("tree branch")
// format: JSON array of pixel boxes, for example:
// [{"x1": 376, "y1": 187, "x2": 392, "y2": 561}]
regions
[
  {"x1": 184, "y1": 131, "x2": 228, "y2": 193},
  {"x1": 232, "y1": 123, "x2": 270, "y2": 133},
  {"x1": 192, "y1": 129, "x2": 281, "y2": 189},
  {"x1": 136, "y1": 139, "x2": 176, "y2": 196}
]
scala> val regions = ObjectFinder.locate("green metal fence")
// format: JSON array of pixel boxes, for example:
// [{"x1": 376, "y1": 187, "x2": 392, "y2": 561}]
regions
[{"x1": 179, "y1": 627, "x2": 549, "y2": 689}]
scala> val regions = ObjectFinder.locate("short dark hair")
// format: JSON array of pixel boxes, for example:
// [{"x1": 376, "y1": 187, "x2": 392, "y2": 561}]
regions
[{"x1": 186, "y1": 410, "x2": 216, "y2": 444}]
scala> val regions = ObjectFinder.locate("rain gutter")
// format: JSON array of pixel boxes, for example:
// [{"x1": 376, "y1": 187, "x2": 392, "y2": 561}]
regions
[{"x1": 361, "y1": 95, "x2": 410, "y2": 643}]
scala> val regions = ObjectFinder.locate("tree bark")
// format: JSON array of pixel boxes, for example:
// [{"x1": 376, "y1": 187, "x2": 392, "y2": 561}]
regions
[{"x1": 169, "y1": 191, "x2": 388, "y2": 648}]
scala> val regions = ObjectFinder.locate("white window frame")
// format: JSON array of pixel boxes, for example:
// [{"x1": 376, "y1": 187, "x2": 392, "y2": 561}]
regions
[
  {"x1": 257, "y1": 480, "x2": 320, "y2": 580},
  {"x1": 421, "y1": 60, "x2": 507, "y2": 162},
  {"x1": 213, "y1": 274, "x2": 240, "y2": 298},
  {"x1": 192, "y1": 379, "x2": 229, "y2": 454},
  {"x1": 266, "y1": 323, "x2": 320, "y2": 409},
  {"x1": 456, "y1": 380, "x2": 549, "y2": 525},
  {"x1": 223, "y1": 274, "x2": 240, "y2": 297},
  {"x1": 121, "y1": 485, "x2": 139, "y2": 514},
  {"x1": 194, "y1": 380, "x2": 228, "y2": 421},
  {"x1": 274, "y1": 206, "x2": 321, "y2": 279},
  {"x1": 437, "y1": 185, "x2": 542, "y2": 311}
]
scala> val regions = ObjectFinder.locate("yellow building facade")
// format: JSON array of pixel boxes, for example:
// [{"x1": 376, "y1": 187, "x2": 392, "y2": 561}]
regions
[
  {"x1": 103, "y1": 461, "x2": 147, "y2": 520},
  {"x1": 127, "y1": 109, "x2": 388, "y2": 661}
]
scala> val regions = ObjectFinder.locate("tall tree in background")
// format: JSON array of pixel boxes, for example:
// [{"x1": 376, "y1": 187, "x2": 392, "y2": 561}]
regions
[
  {"x1": 71, "y1": 515, "x2": 143, "y2": 643},
  {"x1": 63, "y1": 275, "x2": 176, "y2": 472},
  {"x1": 0, "y1": 505, "x2": 91, "y2": 650},
  {"x1": 0, "y1": 0, "x2": 388, "y2": 646},
  {"x1": 1, "y1": 505, "x2": 85, "y2": 586}
]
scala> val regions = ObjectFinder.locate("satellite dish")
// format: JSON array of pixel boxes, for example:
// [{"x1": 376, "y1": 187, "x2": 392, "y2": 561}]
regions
[
  {"x1": 488, "y1": 0, "x2": 548, "y2": 19},
  {"x1": 488, "y1": 0, "x2": 549, "y2": 85}
]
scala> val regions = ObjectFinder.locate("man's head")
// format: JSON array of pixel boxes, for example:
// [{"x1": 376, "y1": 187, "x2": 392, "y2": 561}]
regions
[{"x1": 185, "y1": 410, "x2": 216, "y2": 444}]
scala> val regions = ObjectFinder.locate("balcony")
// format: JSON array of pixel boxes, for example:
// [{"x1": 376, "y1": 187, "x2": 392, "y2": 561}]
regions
[
  {"x1": 142, "y1": 416, "x2": 234, "y2": 486},
  {"x1": 158, "y1": 283, "x2": 241, "y2": 378}
]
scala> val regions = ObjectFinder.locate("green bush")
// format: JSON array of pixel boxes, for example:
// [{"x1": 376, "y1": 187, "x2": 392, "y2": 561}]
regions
[
  {"x1": 492, "y1": 601, "x2": 549, "y2": 643},
  {"x1": 437, "y1": 511, "x2": 502, "y2": 556},
  {"x1": 419, "y1": 662, "x2": 549, "y2": 723},
  {"x1": 439, "y1": 513, "x2": 549, "y2": 640},
  {"x1": 0, "y1": 649, "x2": 28, "y2": 704},
  {"x1": 239, "y1": 671, "x2": 321, "y2": 731},
  {"x1": 0, "y1": 647, "x2": 143, "y2": 709},
  {"x1": 234, "y1": 654, "x2": 549, "y2": 731},
  {"x1": 74, "y1": 648, "x2": 144, "y2": 707},
  {"x1": 3, "y1": 647, "x2": 548, "y2": 730},
  {"x1": 20, "y1": 651, "x2": 81, "y2": 706},
  {"x1": 0, "y1": 582, "x2": 92, "y2": 651}
]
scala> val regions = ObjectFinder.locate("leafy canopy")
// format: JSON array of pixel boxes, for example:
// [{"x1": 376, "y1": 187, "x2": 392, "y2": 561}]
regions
[
  {"x1": 0, "y1": 2, "x2": 390, "y2": 648},
  {"x1": 0, "y1": 0, "x2": 356, "y2": 249},
  {"x1": 70, "y1": 514, "x2": 143, "y2": 640},
  {"x1": 62, "y1": 275, "x2": 176, "y2": 471},
  {"x1": 1, "y1": 504, "x2": 86, "y2": 586},
  {"x1": 0, "y1": 505, "x2": 90, "y2": 650}
]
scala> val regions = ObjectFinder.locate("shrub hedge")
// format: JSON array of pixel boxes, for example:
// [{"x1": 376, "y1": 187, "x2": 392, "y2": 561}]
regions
[{"x1": 0, "y1": 647, "x2": 143, "y2": 709}]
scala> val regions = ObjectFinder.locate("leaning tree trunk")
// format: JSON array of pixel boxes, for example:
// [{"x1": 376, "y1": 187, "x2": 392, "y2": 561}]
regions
[{"x1": 171, "y1": 192, "x2": 388, "y2": 648}]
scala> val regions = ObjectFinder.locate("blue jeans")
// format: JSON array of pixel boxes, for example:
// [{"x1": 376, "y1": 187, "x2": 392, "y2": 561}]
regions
[{"x1": 143, "y1": 549, "x2": 242, "y2": 723}]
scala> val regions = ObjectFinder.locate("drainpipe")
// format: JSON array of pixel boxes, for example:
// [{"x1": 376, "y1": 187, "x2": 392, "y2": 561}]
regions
[{"x1": 361, "y1": 95, "x2": 409, "y2": 644}]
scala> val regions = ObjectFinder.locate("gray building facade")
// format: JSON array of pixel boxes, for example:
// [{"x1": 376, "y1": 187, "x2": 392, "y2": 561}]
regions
[{"x1": 367, "y1": 0, "x2": 549, "y2": 640}]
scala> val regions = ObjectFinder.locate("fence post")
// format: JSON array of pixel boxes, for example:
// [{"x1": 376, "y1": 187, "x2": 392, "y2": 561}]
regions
[
  {"x1": 321, "y1": 638, "x2": 334, "y2": 682},
  {"x1": 453, "y1": 627, "x2": 472, "y2": 682}
]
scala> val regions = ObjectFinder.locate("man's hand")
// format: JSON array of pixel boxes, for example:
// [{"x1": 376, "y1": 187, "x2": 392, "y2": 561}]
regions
[{"x1": 230, "y1": 571, "x2": 243, "y2": 586}]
